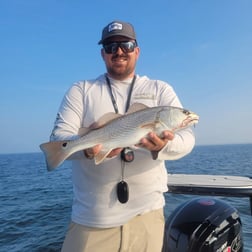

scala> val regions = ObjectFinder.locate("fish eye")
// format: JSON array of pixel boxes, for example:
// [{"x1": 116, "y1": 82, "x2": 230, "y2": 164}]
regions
[{"x1": 183, "y1": 109, "x2": 190, "y2": 115}]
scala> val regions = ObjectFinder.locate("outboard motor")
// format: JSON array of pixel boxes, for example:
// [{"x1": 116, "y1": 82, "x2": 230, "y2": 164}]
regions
[{"x1": 162, "y1": 197, "x2": 243, "y2": 252}]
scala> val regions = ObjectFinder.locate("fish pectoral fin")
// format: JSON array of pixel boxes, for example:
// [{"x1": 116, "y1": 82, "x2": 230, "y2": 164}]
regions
[{"x1": 94, "y1": 149, "x2": 112, "y2": 165}]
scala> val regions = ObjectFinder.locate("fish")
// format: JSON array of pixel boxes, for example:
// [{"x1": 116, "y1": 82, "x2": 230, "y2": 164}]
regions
[{"x1": 40, "y1": 103, "x2": 199, "y2": 171}]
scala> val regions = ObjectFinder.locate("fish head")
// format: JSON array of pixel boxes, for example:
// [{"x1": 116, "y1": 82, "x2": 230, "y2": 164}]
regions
[{"x1": 160, "y1": 107, "x2": 199, "y2": 132}]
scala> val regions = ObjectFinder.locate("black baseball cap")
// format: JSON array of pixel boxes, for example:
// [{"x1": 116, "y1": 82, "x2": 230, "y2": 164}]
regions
[{"x1": 98, "y1": 20, "x2": 137, "y2": 45}]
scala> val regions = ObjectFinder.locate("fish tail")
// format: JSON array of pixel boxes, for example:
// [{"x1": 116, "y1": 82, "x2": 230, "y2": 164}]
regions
[{"x1": 40, "y1": 141, "x2": 71, "y2": 171}]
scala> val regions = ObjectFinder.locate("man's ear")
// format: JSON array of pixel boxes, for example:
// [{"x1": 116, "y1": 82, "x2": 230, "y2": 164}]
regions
[
  {"x1": 101, "y1": 48, "x2": 105, "y2": 60},
  {"x1": 135, "y1": 46, "x2": 140, "y2": 60}
]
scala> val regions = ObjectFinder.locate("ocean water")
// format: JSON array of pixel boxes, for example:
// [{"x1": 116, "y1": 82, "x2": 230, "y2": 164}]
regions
[{"x1": 1, "y1": 144, "x2": 252, "y2": 252}]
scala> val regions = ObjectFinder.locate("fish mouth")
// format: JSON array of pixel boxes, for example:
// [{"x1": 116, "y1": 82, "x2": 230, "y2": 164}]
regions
[
  {"x1": 191, "y1": 118, "x2": 199, "y2": 123},
  {"x1": 192, "y1": 118, "x2": 199, "y2": 128},
  {"x1": 191, "y1": 117, "x2": 199, "y2": 125},
  {"x1": 181, "y1": 116, "x2": 199, "y2": 128}
]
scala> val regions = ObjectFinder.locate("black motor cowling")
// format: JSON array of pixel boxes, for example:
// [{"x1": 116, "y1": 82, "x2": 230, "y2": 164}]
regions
[{"x1": 162, "y1": 197, "x2": 243, "y2": 252}]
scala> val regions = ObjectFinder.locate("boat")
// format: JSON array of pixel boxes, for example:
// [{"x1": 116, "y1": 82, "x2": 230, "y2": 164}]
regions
[
  {"x1": 162, "y1": 173, "x2": 252, "y2": 251},
  {"x1": 167, "y1": 173, "x2": 252, "y2": 214}
]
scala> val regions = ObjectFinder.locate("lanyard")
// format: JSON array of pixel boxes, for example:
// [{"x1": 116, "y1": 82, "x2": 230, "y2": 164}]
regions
[
  {"x1": 105, "y1": 75, "x2": 136, "y2": 204},
  {"x1": 105, "y1": 75, "x2": 136, "y2": 114}
]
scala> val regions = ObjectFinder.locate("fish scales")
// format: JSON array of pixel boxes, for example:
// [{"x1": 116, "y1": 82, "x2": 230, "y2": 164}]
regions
[
  {"x1": 40, "y1": 103, "x2": 199, "y2": 171},
  {"x1": 68, "y1": 108, "x2": 156, "y2": 151}
]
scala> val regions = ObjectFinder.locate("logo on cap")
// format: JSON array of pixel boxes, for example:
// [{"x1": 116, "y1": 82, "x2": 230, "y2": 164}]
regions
[{"x1": 108, "y1": 22, "x2": 122, "y2": 32}]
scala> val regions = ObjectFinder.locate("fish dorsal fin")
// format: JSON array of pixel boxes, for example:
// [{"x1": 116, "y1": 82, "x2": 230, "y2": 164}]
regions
[
  {"x1": 91, "y1": 112, "x2": 123, "y2": 128},
  {"x1": 126, "y1": 103, "x2": 148, "y2": 114},
  {"x1": 78, "y1": 127, "x2": 90, "y2": 136},
  {"x1": 78, "y1": 104, "x2": 147, "y2": 136},
  {"x1": 78, "y1": 112, "x2": 122, "y2": 136}
]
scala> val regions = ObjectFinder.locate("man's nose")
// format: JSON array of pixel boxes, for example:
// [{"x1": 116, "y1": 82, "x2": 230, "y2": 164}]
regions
[{"x1": 113, "y1": 46, "x2": 124, "y2": 54}]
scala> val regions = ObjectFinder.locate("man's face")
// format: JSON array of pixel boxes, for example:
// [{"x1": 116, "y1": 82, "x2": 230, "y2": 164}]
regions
[{"x1": 101, "y1": 36, "x2": 140, "y2": 80}]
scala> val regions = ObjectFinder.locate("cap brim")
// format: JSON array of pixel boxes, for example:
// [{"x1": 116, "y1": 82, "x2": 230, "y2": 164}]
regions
[{"x1": 98, "y1": 34, "x2": 136, "y2": 45}]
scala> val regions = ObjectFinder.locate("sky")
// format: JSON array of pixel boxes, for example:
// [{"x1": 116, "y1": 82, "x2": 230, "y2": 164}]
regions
[{"x1": 0, "y1": 0, "x2": 252, "y2": 154}]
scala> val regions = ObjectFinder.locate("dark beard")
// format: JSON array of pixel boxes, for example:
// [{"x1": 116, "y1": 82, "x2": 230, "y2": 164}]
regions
[
  {"x1": 107, "y1": 67, "x2": 133, "y2": 80},
  {"x1": 107, "y1": 55, "x2": 135, "y2": 80}
]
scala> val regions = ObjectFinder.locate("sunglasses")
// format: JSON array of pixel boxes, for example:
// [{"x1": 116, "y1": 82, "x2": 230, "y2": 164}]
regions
[{"x1": 103, "y1": 41, "x2": 137, "y2": 54}]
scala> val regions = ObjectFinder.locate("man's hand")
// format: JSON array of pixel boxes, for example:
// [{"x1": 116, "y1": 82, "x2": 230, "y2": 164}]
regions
[
  {"x1": 84, "y1": 144, "x2": 122, "y2": 159},
  {"x1": 136, "y1": 130, "x2": 174, "y2": 152}
]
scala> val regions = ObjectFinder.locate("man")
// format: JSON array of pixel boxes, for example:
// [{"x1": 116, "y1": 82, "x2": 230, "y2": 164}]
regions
[{"x1": 51, "y1": 20, "x2": 195, "y2": 252}]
